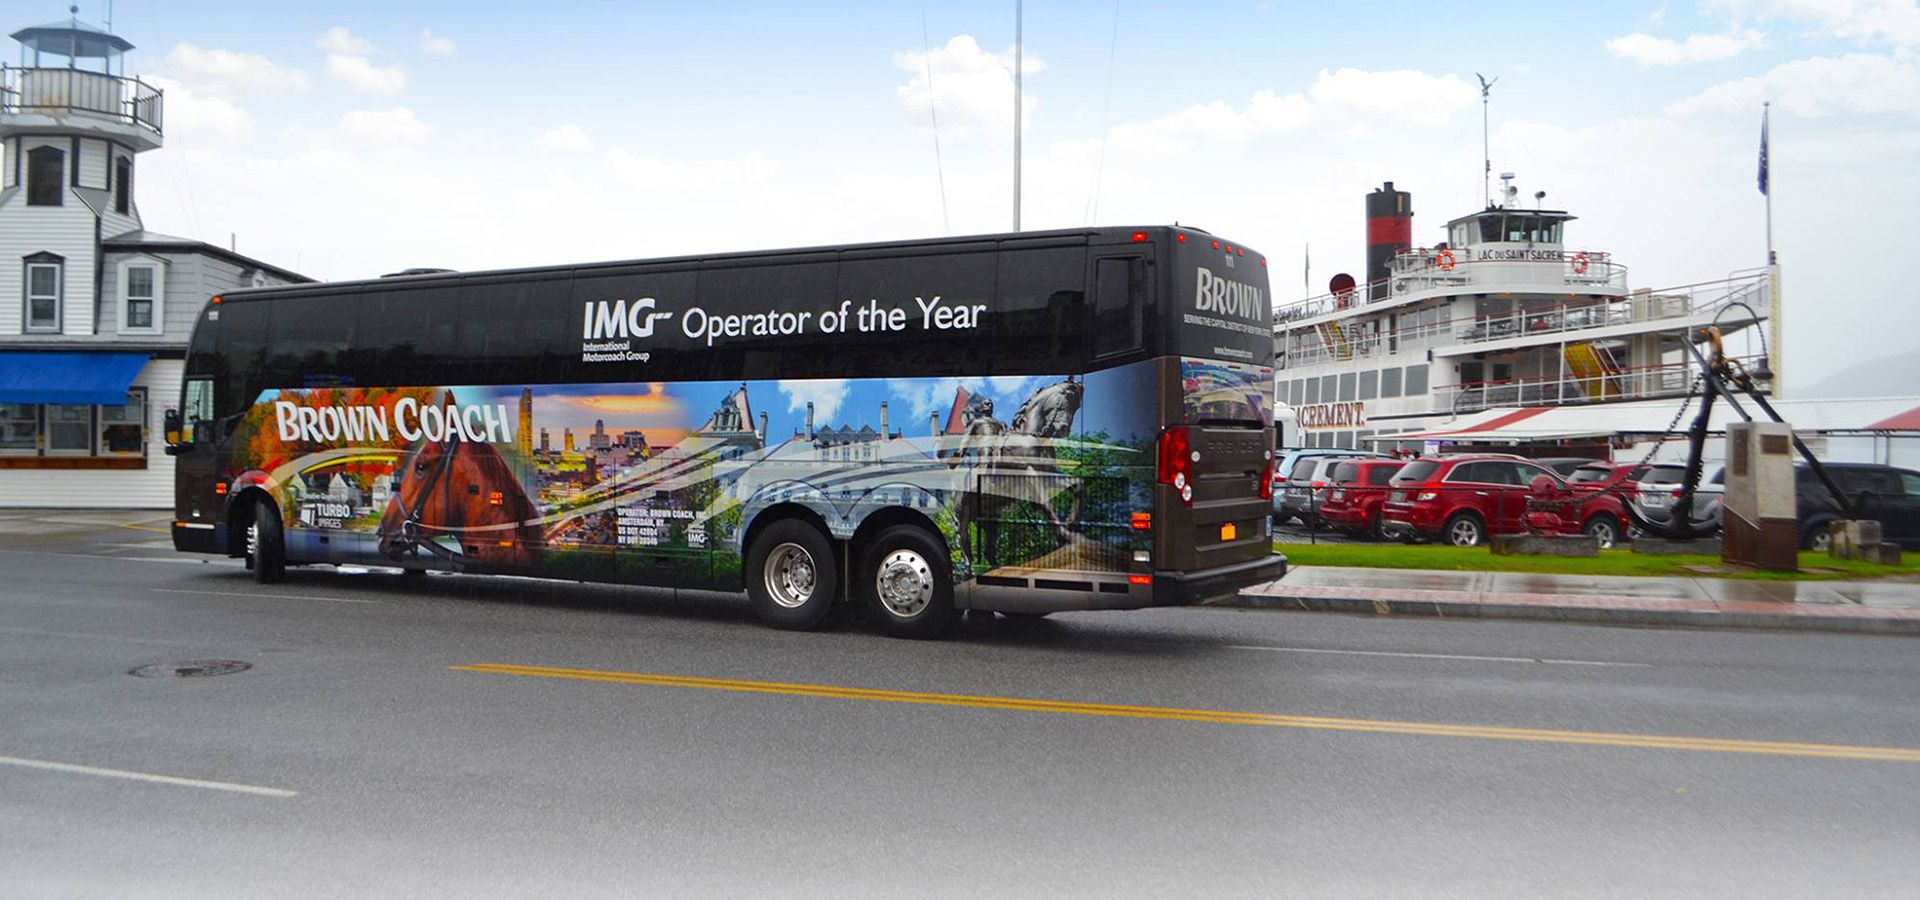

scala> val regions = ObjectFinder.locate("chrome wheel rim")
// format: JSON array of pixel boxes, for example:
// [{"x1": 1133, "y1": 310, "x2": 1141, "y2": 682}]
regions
[
  {"x1": 874, "y1": 549, "x2": 934, "y2": 619},
  {"x1": 1448, "y1": 519, "x2": 1480, "y2": 546},
  {"x1": 763, "y1": 543, "x2": 817, "y2": 609},
  {"x1": 246, "y1": 521, "x2": 259, "y2": 559},
  {"x1": 1588, "y1": 520, "x2": 1616, "y2": 548}
]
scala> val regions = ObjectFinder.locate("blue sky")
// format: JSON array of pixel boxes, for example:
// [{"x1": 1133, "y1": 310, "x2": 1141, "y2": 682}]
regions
[{"x1": 22, "y1": 0, "x2": 1920, "y2": 390}]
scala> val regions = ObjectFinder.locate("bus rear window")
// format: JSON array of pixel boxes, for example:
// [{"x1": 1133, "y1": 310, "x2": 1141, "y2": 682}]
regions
[{"x1": 1179, "y1": 357, "x2": 1271, "y2": 426}]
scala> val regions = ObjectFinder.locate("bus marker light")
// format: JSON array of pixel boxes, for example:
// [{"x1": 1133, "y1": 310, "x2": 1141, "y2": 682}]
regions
[
  {"x1": 210, "y1": 295, "x2": 222, "y2": 305},
  {"x1": 1176, "y1": 234, "x2": 1186, "y2": 243},
  {"x1": 1130, "y1": 512, "x2": 1151, "y2": 530},
  {"x1": 1131, "y1": 231, "x2": 1148, "y2": 242},
  {"x1": 498, "y1": 541, "x2": 513, "y2": 547},
  {"x1": 213, "y1": 483, "x2": 227, "y2": 495},
  {"x1": 488, "y1": 491, "x2": 504, "y2": 506},
  {"x1": 1128, "y1": 574, "x2": 1153, "y2": 586},
  {"x1": 1221, "y1": 523, "x2": 1238, "y2": 541}
]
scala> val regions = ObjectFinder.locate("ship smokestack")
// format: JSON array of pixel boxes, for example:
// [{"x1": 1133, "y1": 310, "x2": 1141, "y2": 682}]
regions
[{"x1": 1365, "y1": 181, "x2": 1413, "y2": 298}]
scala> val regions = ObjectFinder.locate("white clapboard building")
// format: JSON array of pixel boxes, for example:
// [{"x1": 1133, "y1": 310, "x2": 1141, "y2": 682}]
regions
[{"x1": 0, "y1": 14, "x2": 307, "y2": 507}]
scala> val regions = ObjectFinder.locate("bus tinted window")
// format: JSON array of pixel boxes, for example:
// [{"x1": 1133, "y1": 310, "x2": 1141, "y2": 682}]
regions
[
  {"x1": 458, "y1": 275, "x2": 573, "y2": 385},
  {"x1": 353, "y1": 287, "x2": 459, "y2": 386},
  {"x1": 837, "y1": 250, "x2": 995, "y2": 379},
  {"x1": 265, "y1": 294, "x2": 356, "y2": 389},
  {"x1": 570, "y1": 266, "x2": 700, "y2": 382},
  {"x1": 216, "y1": 300, "x2": 268, "y2": 419},
  {"x1": 1092, "y1": 256, "x2": 1145, "y2": 359},
  {"x1": 696, "y1": 259, "x2": 837, "y2": 381},
  {"x1": 993, "y1": 245, "x2": 1084, "y2": 375}
]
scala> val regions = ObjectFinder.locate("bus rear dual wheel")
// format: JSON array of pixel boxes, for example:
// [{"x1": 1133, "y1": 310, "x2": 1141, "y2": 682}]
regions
[{"x1": 746, "y1": 520, "x2": 957, "y2": 638}]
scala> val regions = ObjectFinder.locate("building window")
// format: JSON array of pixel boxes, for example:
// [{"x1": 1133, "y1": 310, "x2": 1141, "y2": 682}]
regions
[
  {"x1": 1381, "y1": 367, "x2": 1403, "y2": 398},
  {"x1": 46, "y1": 405, "x2": 92, "y2": 454},
  {"x1": 1405, "y1": 364, "x2": 1430, "y2": 396},
  {"x1": 27, "y1": 146, "x2": 64, "y2": 206},
  {"x1": 25, "y1": 256, "x2": 63, "y2": 333},
  {"x1": 115, "y1": 156, "x2": 133, "y2": 214},
  {"x1": 0, "y1": 404, "x2": 35, "y2": 453},
  {"x1": 119, "y1": 261, "x2": 162, "y2": 333},
  {"x1": 99, "y1": 389, "x2": 147, "y2": 455}
]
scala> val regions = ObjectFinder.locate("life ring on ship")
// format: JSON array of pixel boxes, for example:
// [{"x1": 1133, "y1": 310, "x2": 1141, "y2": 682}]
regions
[
  {"x1": 1436, "y1": 249, "x2": 1456, "y2": 271},
  {"x1": 1571, "y1": 252, "x2": 1590, "y2": 275}
]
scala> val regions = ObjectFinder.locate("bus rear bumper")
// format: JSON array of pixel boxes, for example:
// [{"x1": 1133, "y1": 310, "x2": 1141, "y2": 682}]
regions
[{"x1": 1151, "y1": 553, "x2": 1287, "y2": 606}]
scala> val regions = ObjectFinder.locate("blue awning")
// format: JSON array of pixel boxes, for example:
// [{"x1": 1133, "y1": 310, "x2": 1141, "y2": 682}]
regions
[{"x1": 0, "y1": 352, "x2": 150, "y2": 405}]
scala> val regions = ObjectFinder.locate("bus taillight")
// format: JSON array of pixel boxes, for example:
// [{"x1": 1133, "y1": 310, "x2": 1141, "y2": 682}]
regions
[
  {"x1": 1258, "y1": 452, "x2": 1276, "y2": 500},
  {"x1": 1157, "y1": 426, "x2": 1194, "y2": 506}
]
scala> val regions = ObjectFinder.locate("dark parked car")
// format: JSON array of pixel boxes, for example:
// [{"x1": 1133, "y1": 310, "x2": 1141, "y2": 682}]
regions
[
  {"x1": 1317, "y1": 459, "x2": 1406, "y2": 539},
  {"x1": 1796, "y1": 463, "x2": 1920, "y2": 550},
  {"x1": 1381, "y1": 455, "x2": 1628, "y2": 547},
  {"x1": 1278, "y1": 451, "x2": 1388, "y2": 525}
]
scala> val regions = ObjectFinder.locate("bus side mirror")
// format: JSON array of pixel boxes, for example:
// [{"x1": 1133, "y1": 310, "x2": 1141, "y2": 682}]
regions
[{"x1": 163, "y1": 408, "x2": 184, "y2": 447}]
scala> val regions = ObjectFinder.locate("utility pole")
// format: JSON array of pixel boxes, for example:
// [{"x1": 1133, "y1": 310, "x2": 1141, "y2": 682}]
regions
[
  {"x1": 1013, "y1": 0, "x2": 1023, "y2": 232},
  {"x1": 1476, "y1": 73, "x2": 1497, "y2": 209}
]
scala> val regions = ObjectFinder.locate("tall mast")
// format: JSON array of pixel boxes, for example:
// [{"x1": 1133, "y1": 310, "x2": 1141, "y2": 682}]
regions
[{"x1": 1476, "y1": 73, "x2": 1497, "y2": 208}]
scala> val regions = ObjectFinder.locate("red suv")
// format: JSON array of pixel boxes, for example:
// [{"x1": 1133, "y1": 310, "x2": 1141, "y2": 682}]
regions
[
  {"x1": 1317, "y1": 459, "x2": 1405, "y2": 539},
  {"x1": 1381, "y1": 455, "x2": 1629, "y2": 547}
]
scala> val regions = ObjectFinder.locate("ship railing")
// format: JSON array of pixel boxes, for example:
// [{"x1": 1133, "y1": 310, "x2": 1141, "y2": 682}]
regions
[
  {"x1": 1278, "y1": 312, "x2": 1464, "y2": 370},
  {"x1": 1453, "y1": 271, "x2": 1767, "y2": 346},
  {"x1": 1436, "y1": 354, "x2": 1768, "y2": 413},
  {"x1": 1273, "y1": 252, "x2": 1629, "y2": 324}
]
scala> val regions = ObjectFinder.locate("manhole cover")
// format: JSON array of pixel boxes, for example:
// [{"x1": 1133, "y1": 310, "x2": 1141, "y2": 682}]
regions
[{"x1": 130, "y1": 660, "x2": 253, "y2": 678}]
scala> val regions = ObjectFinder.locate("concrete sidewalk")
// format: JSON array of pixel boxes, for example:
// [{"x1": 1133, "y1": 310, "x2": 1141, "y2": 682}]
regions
[{"x1": 1223, "y1": 565, "x2": 1920, "y2": 634}]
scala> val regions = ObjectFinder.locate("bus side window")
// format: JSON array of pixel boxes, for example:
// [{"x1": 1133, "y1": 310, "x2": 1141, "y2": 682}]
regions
[
  {"x1": 1092, "y1": 256, "x2": 1145, "y2": 359},
  {"x1": 993, "y1": 245, "x2": 1084, "y2": 376},
  {"x1": 182, "y1": 378, "x2": 214, "y2": 444},
  {"x1": 215, "y1": 301, "x2": 268, "y2": 421}
]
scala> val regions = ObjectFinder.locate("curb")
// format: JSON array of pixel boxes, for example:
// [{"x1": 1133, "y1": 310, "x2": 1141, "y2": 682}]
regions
[{"x1": 1216, "y1": 589, "x2": 1920, "y2": 636}]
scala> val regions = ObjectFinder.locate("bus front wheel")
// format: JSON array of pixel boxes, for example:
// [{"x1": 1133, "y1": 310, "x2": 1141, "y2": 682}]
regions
[
  {"x1": 247, "y1": 497, "x2": 286, "y2": 584},
  {"x1": 861, "y1": 525, "x2": 956, "y2": 639},
  {"x1": 746, "y1": 519, "x2": 840, "y2": 630}
]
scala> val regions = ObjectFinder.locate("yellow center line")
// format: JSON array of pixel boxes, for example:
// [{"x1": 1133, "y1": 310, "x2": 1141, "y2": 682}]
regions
[{"x1": 451, "y1": 663, "x2": 1920, "y2": 763}]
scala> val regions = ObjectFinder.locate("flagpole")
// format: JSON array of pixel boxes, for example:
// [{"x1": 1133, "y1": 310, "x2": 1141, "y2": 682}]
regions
[
  {"x1": 1760, "y1": 101, "x2": 1782, "y2": 397},
  {"x1": 1763, "y1": 102, "x2": 1774, "y2": 265}
]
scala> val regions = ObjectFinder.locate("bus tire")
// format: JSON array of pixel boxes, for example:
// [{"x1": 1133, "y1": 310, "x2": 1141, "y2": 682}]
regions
[
  {"x1": 248, "y1": 497, "x2": 286, "y2": 584},
  {"x1": 746, "y1": 519, "x2": 840, "y2": 630},
  {"x1": 861, "y1": 524, "x2": 956, "y2": 639}
]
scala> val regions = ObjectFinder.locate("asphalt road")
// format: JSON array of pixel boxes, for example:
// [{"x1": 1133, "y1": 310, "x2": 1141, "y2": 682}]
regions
[{"x1": 4, "y1": 514, "x2": 1919, "y2": 898}]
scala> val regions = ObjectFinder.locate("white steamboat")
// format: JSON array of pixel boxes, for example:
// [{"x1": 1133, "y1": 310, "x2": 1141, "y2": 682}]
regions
[{"x1": 1273, "y1": 175, "x2": 1773, "y2": 457}]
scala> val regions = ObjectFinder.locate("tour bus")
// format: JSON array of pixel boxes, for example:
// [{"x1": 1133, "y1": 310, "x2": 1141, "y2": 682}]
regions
[{"x1": 166, "y1": 227, "x2": 1283, "y2": 637}]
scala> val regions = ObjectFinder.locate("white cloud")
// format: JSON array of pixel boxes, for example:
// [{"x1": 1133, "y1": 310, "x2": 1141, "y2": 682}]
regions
[
  {"x1": 339, "y1": 107, "x2": 431, "y2": 144},
  {"x1": 1666, "y1": 53, "x2": 1920, "y2": 117},
  {"x1": 162, "y1": 44, "x2": 312, "y2": 97},
  {"x1": 1606, "y1": 30, "x2": 1767, "y2": 65},
  {"x1": 142, "y1": 75, "x2": 252, "y2": 140},
  {"x1": 327, "y1": 54, "x2": 408, "y2": 95},
  {"x1": 1093, "y1": 68, "x2": 1474, "y2": 161},
  {"x1": 778, "y1": 380, "x2": 850, "y2": 425},
  {"x1": 420, "y1": 30, "x2": 457, "y2": 57},
  {"x1": 894, "y1": 34, "x2": 1045, "y2": 136},
  {"x1": 536, "y1": 124, "x2": 595, "y2": 153},
  {"x1": 315, "y1": 26, "x2": 375, "y2": 56},
  {"x1": 604, "y1": 148, "x2": 778, "y2": 191},
  {"x1": 1711, "y1": 0, "x2": 1920, "y2": 46}
]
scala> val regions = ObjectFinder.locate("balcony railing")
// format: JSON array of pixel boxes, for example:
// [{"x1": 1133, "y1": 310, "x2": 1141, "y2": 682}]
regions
[
  {"x1": 0, "y1": 66, "x2": 163, "y2": 136},
  {"x1": 1277, "y1": 271, "x2": 1771, "y2": 371},
  {"x1": 1434, "y1": 354, "x2": 1767, "y2": 414},
  {"x1": 1274, "y1": 250, "x2": 1628, "y2": 324}
]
